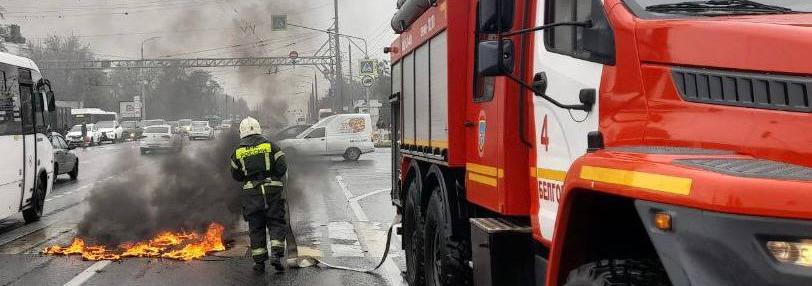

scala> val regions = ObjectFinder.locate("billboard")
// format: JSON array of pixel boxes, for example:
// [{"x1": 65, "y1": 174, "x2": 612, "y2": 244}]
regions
[{"x1": 120, "y1": 101, "x2": 141, "y2": 118}]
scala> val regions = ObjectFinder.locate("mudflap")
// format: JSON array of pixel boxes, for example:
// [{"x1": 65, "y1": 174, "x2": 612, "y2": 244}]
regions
[{"x1": 470, "y1": 218, "x2": 535, "y2": 286}]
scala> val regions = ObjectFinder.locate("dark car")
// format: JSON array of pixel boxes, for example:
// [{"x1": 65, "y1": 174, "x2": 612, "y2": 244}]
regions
[
  {"x1": 121, "y1": 120, "x2": 143, "y2": 140},
  {"x1": 271, "y1": 124, "x2": 312, "y2": 142},
  {"x1": 49, "y1": 133, "x2": 79, "y2": 182}
]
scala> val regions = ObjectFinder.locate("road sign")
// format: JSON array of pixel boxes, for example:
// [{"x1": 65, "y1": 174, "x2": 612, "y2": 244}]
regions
[
  {"x1": 272, "y1": 15, "x2": 287, "y2": 31},
  {"x1": 359, "y1": 59, "x2": 378, "y2": 77},
  {"x1": 120, "y1": 101, "x2": 141, "y2": 118},
  {"x1": 361, "y1": 75, "x2": 375, "y2": 87}
]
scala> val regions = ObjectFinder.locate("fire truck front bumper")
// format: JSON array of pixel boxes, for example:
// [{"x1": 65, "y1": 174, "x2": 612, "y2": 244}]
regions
[{"x1": 635, "y1": 200, "x2": 812, "y2": 286}]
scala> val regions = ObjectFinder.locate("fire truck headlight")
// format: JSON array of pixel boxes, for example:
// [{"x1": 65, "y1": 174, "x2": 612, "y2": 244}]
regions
[{"x1": 766, "y1": 240, "x2": 812, "y2": 267}]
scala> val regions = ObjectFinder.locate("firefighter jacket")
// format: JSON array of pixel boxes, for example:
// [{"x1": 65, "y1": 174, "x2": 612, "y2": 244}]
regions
[{"x1": 230, "y1": 134, "x2": 287, "y2": 189}]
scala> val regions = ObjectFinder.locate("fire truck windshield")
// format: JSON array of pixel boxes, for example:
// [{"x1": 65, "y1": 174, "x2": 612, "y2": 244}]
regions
[{"x1": 627, "y1": 0, "x2": 812, "y2": 17}]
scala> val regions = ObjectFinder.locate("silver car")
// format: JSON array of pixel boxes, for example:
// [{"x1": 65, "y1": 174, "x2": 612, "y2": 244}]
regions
[{"x1": 139, "y1": 125, "x2": 184, "y2": 154}]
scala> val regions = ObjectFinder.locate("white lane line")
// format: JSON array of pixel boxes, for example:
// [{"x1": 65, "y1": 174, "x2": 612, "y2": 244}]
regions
[
  {"x1": 62, "y1": 260, "x2": 111, "y2": 286},
  {"x1": 350, "y1": 188, "x2": 391, "y2": 203},
  {"x1": 336, "y1": 175, "x2": 367, "y2": 221},
  {"x1": 334, "y1": 175, "x2": 405, "y2": 285}
]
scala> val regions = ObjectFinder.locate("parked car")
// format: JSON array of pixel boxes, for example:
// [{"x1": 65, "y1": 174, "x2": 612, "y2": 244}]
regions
[
  {"x1": 219, "y1": 119, "x2": 233, "y2": 130},
  {"x1": 96, "y1": 120, "x2": 123, "y2": 143},
  {"x1": 48, "y1": 133, "x2": 79, "y2": 182},
  {"x1": 278, "y1": 114, "x2": 375, "y2": 161},
  {"x1": 65, "y1": 123, "x2": 102, "y2": 147},
  {"x1": 121, "y1": 120, "x2": 142, "y2": 140},
  {"x1": 271, "y1": 124, "x2": 312, "y2": 142},
  {"x1": 178, "y1": 119, "x2": 193, "y2": 134},
  {"x1": 139, "y1": 125, "x2": 184, "y2": 154},
  {"x1": 189, "y1": 121, "x2": 213, "y2": 140}
]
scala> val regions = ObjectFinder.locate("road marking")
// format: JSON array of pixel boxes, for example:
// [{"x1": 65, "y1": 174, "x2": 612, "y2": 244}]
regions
[
  {"x1": 350, "y1": 188, "x2": 391, "y2": 202},
  {"x1": 335, "y1": 175, "x2": 367, "y2": 221},
  {"x1": 334, "y1": 175, "x2": 405, "y2": 285},
  {"x1": 63, "y1": 260, "x2": 111, "y2": 286}
]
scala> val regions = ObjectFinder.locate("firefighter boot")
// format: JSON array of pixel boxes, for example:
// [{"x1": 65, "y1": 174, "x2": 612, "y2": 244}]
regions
[
  {"x1": 253, "y1": 262, "x2": 265, "y2": 273},
  {"x1": 270, "y1": 241, "x2": 285, "y2": 272}
]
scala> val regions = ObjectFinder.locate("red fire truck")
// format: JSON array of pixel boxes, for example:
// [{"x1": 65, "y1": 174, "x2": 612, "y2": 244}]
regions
[{"x1": 386, "y1": 0, "x2": 812, "y2": 285}]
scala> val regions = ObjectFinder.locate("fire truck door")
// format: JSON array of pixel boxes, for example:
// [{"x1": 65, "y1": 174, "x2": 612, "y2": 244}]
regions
[
  {"x1": 532, "y1": 0, "x2": 603, "y2": 241},
  {"x1": 465, "y1": 75, "x2": 502, "y2": 208}
]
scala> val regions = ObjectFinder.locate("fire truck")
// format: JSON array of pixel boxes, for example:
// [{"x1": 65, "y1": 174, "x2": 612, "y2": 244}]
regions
[{"x1": 387, "y1": 0, "x2": 812, "y2": 285}]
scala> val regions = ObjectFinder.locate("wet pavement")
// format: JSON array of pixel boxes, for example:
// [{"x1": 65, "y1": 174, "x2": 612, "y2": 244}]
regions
[{"x1": 0, "y1": 139, "x2": 405, "y2": 286}]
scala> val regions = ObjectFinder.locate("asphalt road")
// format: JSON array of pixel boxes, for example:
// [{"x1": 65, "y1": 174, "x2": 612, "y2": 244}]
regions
[{"x1": 0, "y1": 137, "x2": 405, "y2": 286}]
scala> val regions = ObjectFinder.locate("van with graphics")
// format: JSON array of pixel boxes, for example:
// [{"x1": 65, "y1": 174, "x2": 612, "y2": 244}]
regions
[{"x1": 278, "y1": 113, "x2": 375, "y2": 161}]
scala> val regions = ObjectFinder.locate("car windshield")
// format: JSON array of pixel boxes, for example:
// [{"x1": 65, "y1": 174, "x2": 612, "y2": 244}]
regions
[
  {"x1": 179, "y1": 120, "x2": 192, "y2": 126},
  {"x1": 70, "y1": 125, "x2": 83, "y2": 132},
  {"x1": 629, "y1": 0, "x2": 812, "y2": 16},
  {"x1": 222, "y1": 120, "x2": 231, "y2": 125},
  {"x1": 192, "y1": 122, "x2": 207, "y2": 127},
  {"x1": 144, "y1": 126, "x2": 170, "y2": 134},
  {"x1": 97, "y1": 121, "x2": 116, "y2": 128},
  {"x1": 121, "y1": 121, "x2": 137, "y2": 128},
  {"x1": 192, "y1": 126, "x2": 207, "y2": 131}
]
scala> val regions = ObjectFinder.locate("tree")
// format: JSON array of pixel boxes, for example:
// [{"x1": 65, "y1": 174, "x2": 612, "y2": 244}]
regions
[{"x1": 27, "y1": 36, "x2": 111, "y2": 110}]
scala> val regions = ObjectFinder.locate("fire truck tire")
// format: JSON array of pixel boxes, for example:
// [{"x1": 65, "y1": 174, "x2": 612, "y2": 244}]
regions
[
  {"x1": 563, "y1": 259, "x2": 671, "y2": 286},
  {"x1": 403, "y1": 181, "x2": 425, "y2": 285},
  {"x1": 424, "y1": 191, "x2": 471, "y2": 286},
  {"x1": 23, "y1": 176, "x2": 45, "y2": 223},
  {"x1": 69, "y1": 159, "x2": 79, "y2": 180}
]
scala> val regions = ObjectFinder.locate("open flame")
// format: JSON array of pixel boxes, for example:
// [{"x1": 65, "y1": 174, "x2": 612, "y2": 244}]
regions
[{"x1": 43, "y1": 223, "x2": 225, "y2": 261}]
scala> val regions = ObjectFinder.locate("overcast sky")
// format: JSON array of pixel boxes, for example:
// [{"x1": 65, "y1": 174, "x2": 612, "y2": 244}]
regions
[{"x1": 1, "y1": 0, "x2": 397, "y2": 108}]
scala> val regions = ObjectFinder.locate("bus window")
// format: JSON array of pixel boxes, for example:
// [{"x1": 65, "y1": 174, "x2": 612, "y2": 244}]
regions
[{"x1": 0, "y1": 67, "x2": 21, "y2": 136}]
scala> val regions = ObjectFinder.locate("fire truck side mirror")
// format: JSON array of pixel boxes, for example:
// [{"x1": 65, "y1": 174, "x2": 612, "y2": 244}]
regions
[
  {"x1": 478, "y1": 0, "x2": 514, "y2": 34},
  {"x1": 477, "y1": 40, "x2": 514, "y2": 76},
  {"x1": 581, "y1": 0, "x2": 616, "y2": 65}
]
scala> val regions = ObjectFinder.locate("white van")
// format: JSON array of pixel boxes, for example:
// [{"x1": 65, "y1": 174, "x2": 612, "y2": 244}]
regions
[
  {"x1": 278, "y1": 113, "x2": 375, "y2": 161},
  {"x1": 0, "y1": 52, "x2": 56, "y2": 223}
]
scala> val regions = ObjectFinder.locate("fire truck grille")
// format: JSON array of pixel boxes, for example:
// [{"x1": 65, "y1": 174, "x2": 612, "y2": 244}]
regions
[
  {"x1": 672, "y1": 67, "x2": 812, "y2": 113},
  {"x1": 675, "y1": 158, "x2": 812, "y2": 181}
]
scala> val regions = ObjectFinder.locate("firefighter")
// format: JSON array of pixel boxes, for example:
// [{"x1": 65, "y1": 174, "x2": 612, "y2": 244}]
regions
[{"x1": 229, "y1": 117, "x2": 288, "y2": 273}]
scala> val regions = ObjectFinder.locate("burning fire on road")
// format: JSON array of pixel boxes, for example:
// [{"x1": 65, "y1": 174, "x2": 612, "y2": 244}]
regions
[{"x1": 43, "y1": 223, "x2": 226, "y2": 261}]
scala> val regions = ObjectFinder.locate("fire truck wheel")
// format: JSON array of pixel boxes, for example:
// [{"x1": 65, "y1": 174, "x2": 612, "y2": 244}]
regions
[
  {"x1": 424, "y1": 191, "x2": 470, "y2": 286},
  {"x1": 403, "y1": 181, "x2": 425, "y2": 285},
  {"x1": 23, "y1": 176, "x2": 45, "y2": 223},
  {"x1": 564, "y1": 259, "x2": 671, "y2": 286}
]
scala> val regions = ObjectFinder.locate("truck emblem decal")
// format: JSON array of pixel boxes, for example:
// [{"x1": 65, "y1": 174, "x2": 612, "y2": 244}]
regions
[{"x1": 478, "y1": 112, "x2": 486, "y2": 157}]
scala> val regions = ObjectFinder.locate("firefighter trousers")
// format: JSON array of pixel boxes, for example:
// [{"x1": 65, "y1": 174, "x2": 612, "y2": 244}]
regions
[{"x1": 242, "y1": 184, "x2": 286, "y2": 263}]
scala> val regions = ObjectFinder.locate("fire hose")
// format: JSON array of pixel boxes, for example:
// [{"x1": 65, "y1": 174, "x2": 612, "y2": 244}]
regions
[
  {"x1": 286, "y1": 215, "x2": 402, "y2": 273},
  {"x1": 278, "y1": 176, "x2": 402, "y2": 273}
]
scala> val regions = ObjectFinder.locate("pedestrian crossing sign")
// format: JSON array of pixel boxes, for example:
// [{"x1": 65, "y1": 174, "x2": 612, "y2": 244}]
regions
[{"x1": 359, "y1": 59, "x2": 378, "y2": 77}]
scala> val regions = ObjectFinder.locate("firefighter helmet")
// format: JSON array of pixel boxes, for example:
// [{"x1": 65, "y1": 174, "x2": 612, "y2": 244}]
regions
[{"x1": 239, "y1": 117, "x2": 262, "y2": 138}]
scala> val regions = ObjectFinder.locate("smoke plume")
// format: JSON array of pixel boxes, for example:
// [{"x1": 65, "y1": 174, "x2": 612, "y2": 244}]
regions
[{"x1": 78, "y1": 129, "x2": 243, "y2": 245}]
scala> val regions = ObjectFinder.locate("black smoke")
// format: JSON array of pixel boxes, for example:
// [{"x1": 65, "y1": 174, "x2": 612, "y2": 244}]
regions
[{"x1": 77, "y1": 129, "x2": 243, "y2": 245}]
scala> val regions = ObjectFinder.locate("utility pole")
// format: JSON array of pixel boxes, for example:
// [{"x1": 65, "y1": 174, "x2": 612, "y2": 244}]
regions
[
  {"x1": 333, "y1": 0, "x2": 344, "y2": 114},
  {"x1": 348, "y1": 42, "x2": 353, "y2": 81}
]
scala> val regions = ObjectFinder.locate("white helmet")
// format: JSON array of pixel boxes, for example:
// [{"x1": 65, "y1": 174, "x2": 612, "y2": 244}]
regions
[{"x1": 239, "y1": 117, "x2": 261, "y2": 138}]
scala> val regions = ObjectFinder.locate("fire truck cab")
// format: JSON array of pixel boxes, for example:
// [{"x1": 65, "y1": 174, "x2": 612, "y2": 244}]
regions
[{"x1": 388, "y1": 0, "x2": 812, "y2": 285}]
